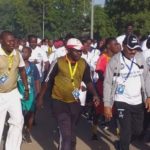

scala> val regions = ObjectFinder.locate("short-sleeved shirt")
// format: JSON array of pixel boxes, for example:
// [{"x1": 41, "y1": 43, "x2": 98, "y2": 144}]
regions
[
  {"x1": 48, "y1": 46, "x2": 67, "y2": 64},
  {"x1": 0, "y1": 48, "x2": 25, "y2": 67},
  {"x1": 0, "y1": 48, "x2": 25, "y2": 92},
  {"x1": 96, "y1": 53, "x2": 110, "y2": 74},
  {"x1": 18, "y1": 62, "x2": 40, "y2": 111},
  {"x1": 29, "y1": 46, "x2": 48, "y2": 77}
]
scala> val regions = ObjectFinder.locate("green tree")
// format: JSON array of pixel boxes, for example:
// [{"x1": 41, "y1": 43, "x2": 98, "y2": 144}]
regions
[
  {"x1": 42, "y1": 0, "x2": 91, "y2": 39},
  {"x1": 0, "y1": 0, "x2": 117, "y2": 39},
  {"x1": 13, "y1": 0, "x2": 42, "y2": 37},
  {"x1": 105, "y1": 0, "x2": 150, "y2": 35},
  {"x1": 0, "y1": 0, "x2": 92, "y2": 39},
  {"x1": 94, "y1": 5, "x2": 117, "y2": 38},
  {"x1": 0, "y1": 0, "x2": 16, "y2": 32},
  {"x1": 0, "y1": 0, "x2": 42, "y2": 38}
]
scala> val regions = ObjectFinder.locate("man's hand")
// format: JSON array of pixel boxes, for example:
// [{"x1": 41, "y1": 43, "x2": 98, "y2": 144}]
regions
[
  {"x1": 145, "y1": 98, "x2": 150, "y2": 112},
  {"x1": 93, "y1": 96, "x2": 100, "y2": 107},
  {"x1": 24, "y1": 90, "x2": 29, "y2": 100},
  {"x1": 104, "y1": 106, "x2": 112, "y2": 120}
]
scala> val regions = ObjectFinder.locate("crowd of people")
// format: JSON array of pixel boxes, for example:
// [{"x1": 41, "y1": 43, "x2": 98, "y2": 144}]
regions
[{"x1": 0, "y1": 22, "x2": 150, "y2": 150}]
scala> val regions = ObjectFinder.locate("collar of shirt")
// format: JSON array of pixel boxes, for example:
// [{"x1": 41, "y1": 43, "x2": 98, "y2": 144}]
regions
[{"x1": 0, "y1": 47, "x2": 16, "y2": 56}]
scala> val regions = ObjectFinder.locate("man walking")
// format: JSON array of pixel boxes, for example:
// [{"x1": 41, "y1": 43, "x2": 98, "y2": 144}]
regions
[
  {"x1": 103, "y1": 34, "x2": 150, "y2": 150},
  {"x1": 0, "y1": 31, "x2": 29, "y2": 150},
  {"x1": 37, "y1": 38, "x2": 100, "y2": 150}
]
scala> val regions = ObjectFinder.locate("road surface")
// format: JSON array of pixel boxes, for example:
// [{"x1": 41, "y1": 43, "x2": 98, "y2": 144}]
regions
[{"x1": 1, "y1": 100, "x2": 150, "y2": 150}]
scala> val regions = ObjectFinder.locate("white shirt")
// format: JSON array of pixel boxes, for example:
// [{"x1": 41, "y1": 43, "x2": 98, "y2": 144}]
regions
[
  {"x1": 18, "y1": 52, "x2": 25, "y2": 67},
  {"x1": 141, "y1": 39, "x2": 148, "y2": 52},
  {"x1": 114, "y1": 54, "x2": 142, "y2": 105},
  {"x1": 91, "y1": 43, "x2": 97, "y2": 49},
  {"x1": 41, "y1": 45, "x2": 48, "y2": 53},
  {"x1": 81, "y1": 49, "x2": 100, "y2": 82},
  {"x1": 81, "y1": 52, "x2": 93, "y2": 66},
  {"x1": 82, "y1": 49, "x2": 100, "y2": 70},
  {"x1": 90, "y1": 49, "x2": 100, "y2": 71},
  {"x1": 48, "y1": 46, "x2": 67, "y2": 64},
  {"x1": 29, "y1": 46, "x2": 48, "y2": 77},
  {"x1": 116, "y1": 34, "x2": 126, "y2": 50},
  {"x1": 0, "y1": 47, "x2": 25, "y2": 67}
]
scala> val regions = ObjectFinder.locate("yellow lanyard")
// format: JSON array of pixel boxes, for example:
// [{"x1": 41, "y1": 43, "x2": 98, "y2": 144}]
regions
[
  {"x1": 66, "y1": 55, "x2": 78, "y2": 89},
  {"x1": 1, "y1": 48, "x2": 14, "y2": 74},
  {"x1": 8, "y1": 54, "x2": 14, "y2": 72},
  {"x1": 48, "y1": 47, "x2": 52, "y2": 55}
]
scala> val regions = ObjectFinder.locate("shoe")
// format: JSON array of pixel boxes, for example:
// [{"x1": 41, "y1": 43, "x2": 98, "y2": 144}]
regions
[
  {"x1": 24, "y1": 130, "x2": 32, "y2": 144},
  {"x1": 91, "y1": 134, "x2": 98, "y2": 140},
  {"x1": 26, "y1": 135, "x2": 32, "y2": 144}
]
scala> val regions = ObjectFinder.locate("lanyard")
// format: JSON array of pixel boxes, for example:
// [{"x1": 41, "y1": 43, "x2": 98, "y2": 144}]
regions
[
  {"x1": 122, "y1": 54, "x2": 134, "y2": 82},
  {"x1": 8, "y1": 55, "x2": 13, "y2": 70},
  {"x1": 25, "y1": 66, "x2": 31, "y2": 75},
  {"x1": 1, "y1": 48, "x2": 14, "y2": 74},
  {"x1": 48, "y1": 47, "x2": 52, "y2": 55},
  {"x1": 66, "y1": 55, "x2": 78, "y2": 89}
]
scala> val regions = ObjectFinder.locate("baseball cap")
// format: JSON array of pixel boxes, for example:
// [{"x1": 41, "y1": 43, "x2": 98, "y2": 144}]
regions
[
  {"x1": 66, "y1": 38, "x2": 83, "y2": 50},
  {"x1": 123, "y1": 34, "x2": 142, "y2": 51}
]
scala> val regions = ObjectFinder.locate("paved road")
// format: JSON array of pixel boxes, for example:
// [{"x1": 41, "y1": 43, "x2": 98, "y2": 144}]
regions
[{"x1": 1, "y1": 100, "x2": 150, "y2": 150}]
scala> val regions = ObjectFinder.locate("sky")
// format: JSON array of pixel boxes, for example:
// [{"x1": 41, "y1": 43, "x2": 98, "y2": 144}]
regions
[{"x1": 94, "y1": 0, "x2": 105, "y2": 6}]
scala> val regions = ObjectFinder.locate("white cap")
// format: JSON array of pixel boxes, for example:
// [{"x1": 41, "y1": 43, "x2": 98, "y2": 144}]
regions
[{"x1": 66, "y1": 38, "x2": 83, "y2": 50}]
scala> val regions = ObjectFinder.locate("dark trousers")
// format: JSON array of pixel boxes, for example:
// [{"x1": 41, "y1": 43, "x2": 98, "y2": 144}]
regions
[
  {"x1": 143, "y1": 110, "x2": 150, "y2": 132},
  {"x1": 115, "y1": 102, "x2": 144, "y2": 150},
  {"x1": 51, "y1": 99, "x2": 81, "y2": 150}
]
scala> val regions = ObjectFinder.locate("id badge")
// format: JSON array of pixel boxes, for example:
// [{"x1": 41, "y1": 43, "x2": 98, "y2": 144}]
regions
[
  {"x1": 72, "y1": 88, "x2": 80, "y2": 100},
  {"x1": 115, "y1": 84, "x2": 125, "y2": 95},
  {"x1": 0, "y1": 74, "x2": 8, "y2": 85}
]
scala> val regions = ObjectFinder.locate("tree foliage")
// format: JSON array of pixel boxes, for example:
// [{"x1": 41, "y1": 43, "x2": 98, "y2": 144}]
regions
[
  {"x1": 94, "y1": 6, "x2": 117, "y2": 38},
  {"x1": 0, "y1": 0, "x2": 117, "y2": 39},
  {"x1": 0, "y1": 0, "x2": 42, "y2": 38},
  {"x1": 0, "y1": 0, "x2": 91, "y2": 39},
  {"x1": 105, "y1": 0, "x2": 150, "y2": 35}
]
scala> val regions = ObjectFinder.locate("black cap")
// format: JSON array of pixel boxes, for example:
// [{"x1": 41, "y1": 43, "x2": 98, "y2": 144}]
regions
[{"x1": 123, "y1": 34, "x2": 142, "y2": 51}]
